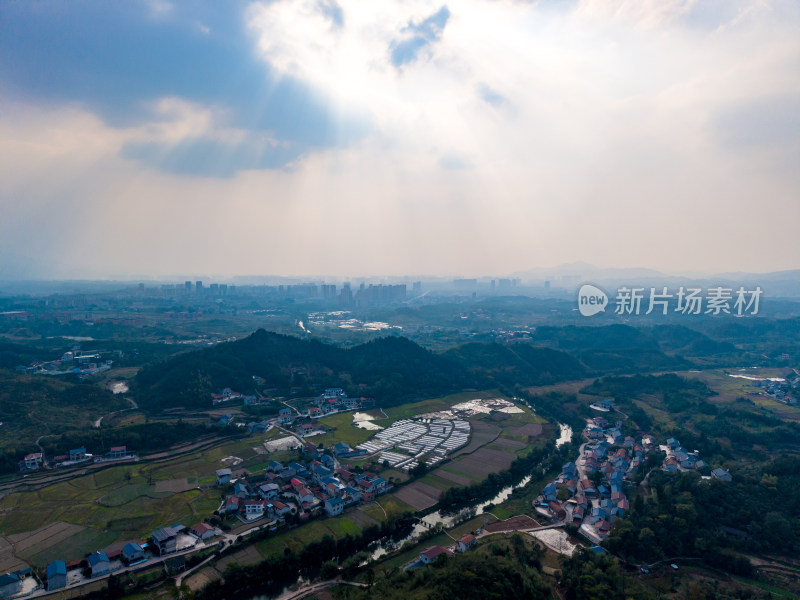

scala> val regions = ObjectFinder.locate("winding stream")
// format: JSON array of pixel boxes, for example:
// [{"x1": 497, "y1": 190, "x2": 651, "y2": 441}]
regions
[
  {"x1": 367, "y1": 423, "x2": 573, "y2": 560},
  {"x1": 253, "y1": 422, "x2": 575, "y2": 596}
]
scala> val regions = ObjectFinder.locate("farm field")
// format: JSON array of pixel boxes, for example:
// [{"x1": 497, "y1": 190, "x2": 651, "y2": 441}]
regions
[
  {"x1": 312, "y1": 412, "x2": 377, "y2": 447},
  {"x1": 0, "y1": 389, "x2": 554, "y2": 578},
  {"x1": 448, "y1": 447, "x2": 516, "y2": 479},
  {"x1": 255, "y1": 512, "x2": 366, "y2": 557},
  {"x1": 0, "y1": 537, "x2": 29, "y2": 573},
  {"x1": 0, "y1": 430, "x2": 292, "y2": 567},
  {"x1": 391, "y1": 481, "x2": 442, "y2": 511},
  {"x1": 680, "y1": 368, "x2": 800, "y2": 420}
]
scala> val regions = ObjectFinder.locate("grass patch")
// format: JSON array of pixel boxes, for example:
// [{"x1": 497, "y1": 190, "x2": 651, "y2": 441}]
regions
[
  {"x1": 312, "y1": 412, "x2": 375, "y2": 447},
  {"x1": 255, "y1": 515, "x2": 364, "y2": 558},
  {"x1": 489, "y1": 469, "x2": 558, "y2": 521},
  {"x1": 438, "y1": 465, "x2": 481, "y2": 481},
  {"x1": 418, "y1": 473, "x2": 460, "y2": 493}
]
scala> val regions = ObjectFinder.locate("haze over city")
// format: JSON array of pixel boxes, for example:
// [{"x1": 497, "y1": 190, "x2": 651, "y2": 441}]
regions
[{"x1": 1, "y1": 0, "x2": 798, "y2": 280}]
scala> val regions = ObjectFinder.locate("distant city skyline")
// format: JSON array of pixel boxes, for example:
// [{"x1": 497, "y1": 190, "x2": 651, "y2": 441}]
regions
[{"x1": 1, "y1": 1, "x2": 798, "y2": 280}]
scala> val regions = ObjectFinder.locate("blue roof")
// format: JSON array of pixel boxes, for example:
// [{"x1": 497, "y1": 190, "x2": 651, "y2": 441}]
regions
[
  {"x1": 327, "y1": 497, "x2": 344, "y2": 505},
  {"x1": 88, "y1": 552, "x2": 109, "y2": 566},
  {"x1": 123, "y1": 542, "x2": 142, "y2": 555},
  {"x1": 47, "y1": 561, "x2": 67, "y2": 577}
]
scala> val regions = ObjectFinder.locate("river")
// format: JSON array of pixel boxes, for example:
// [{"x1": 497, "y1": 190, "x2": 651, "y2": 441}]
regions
[
  {"x1": 253, "y1": 422, "x2": 574, "y2": 596},
  {"x1": 367, "y1": 422, "x2": 573, "y2": 560}
]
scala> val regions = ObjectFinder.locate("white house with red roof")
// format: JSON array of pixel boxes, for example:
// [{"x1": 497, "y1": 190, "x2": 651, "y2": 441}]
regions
[
  {"x1": 456, "y1": 534, "x2": 477, "y2": 552},
  {"x1": 419, "y1": 545, "x2": 454, "y2": 564},
  {"x1": 23, "y1": 453, "x2": 43, "y2": 470},
  {"x1": 191, "y1": 523, "x2": 215, "y2": 540}
]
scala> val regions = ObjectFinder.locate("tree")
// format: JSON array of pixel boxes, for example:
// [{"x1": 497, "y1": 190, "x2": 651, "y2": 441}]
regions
[{"x1": 320, "y1": 560, "x2": 339, "y2": 579}]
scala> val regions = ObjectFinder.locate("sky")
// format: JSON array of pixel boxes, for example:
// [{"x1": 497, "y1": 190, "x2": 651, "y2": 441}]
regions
[{"x1": 1, "y1": 0, "x2": 798, "y2": 280}]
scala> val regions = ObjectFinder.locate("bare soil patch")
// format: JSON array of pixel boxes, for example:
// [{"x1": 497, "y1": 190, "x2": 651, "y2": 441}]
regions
[
  {"x1": 451, "y1": 420, "x2": 501, "y2": 458},
  {"x1": 483, "y1": 515, "x2": 540, "y2": 533},
  {"x1": 154, "y1": 478, "x2": 196, "y2": 493},
  {"x1": 508, "y1": 423, "x2": 543, "y2": 437},
  {"x1": 185, "y1": 566, "x2": 222, "y2": 592},
  {"x1": 452, "y1": 447, "x2": 515, "y2": 479},
  {"x1": 490, "y1": 438, "x2": 527, "y2": 451},
  {"x1": 392, "y1": 481, "x2": 441, "y2": 510},
  {"x1": 348, "y1": 509, "x2": 379, "y2": 529}
]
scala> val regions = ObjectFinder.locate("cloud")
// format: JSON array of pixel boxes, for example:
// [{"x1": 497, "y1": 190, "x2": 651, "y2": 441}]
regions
[
  {"x1": 390, "y1": 5, "x2": 451, "y2": 67},
  {"x1": 477, "y1": 84, "x2": 507, "y2": 107},
  {"x1": 1, "y1": 0, "x2": 799, "y2": 277},
  {"x1": 0, "y1": 1, "x2": 364, "y2": 175},
  {"x1": 438, "y1": 154, "x2": 472, "y2": 170},
  {"x1": 711, "y1": 94, "x2": 800, "y2": 154}
]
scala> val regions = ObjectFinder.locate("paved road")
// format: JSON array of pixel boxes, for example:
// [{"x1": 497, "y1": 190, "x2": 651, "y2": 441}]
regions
[{"x1": 275, "y1": 578, "x2": 368, "y2": 600}]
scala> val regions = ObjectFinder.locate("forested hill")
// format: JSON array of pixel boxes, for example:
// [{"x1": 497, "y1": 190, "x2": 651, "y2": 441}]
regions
[
  {"x1": 442, "y1": 343, "x2": 587, "y2": 387},
  {"x1": 133, "y1": 329, "x2": 587, "y2": 412}
]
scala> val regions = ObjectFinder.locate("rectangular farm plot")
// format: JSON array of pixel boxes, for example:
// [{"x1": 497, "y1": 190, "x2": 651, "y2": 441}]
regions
[
  {"x1": 508, "y1": 423, "x2": 544, "y2": 438},
  {"x1": 433, "y1": 468, "x2": 473, "y2": 486},
  {"x1": 0, "y1": 537, "x2": 30, "y2": 573},
  {"x1": 154, "y1": 478, "x2": 197, "y2": 493},
  {"x1": 450, "y1": 447, "x2": 515, "y2": 479},
  {"x1": 451, "y1": 420, "x2": 501, "y2": 457},
  {"x1": 483, "y1": 515, "x2": 540, "y2": 533},
  {"x1": 391, "y1": 481, "x2": 441, "y2": 511},
  {"x1": 488, "y1": 437, "x2": 527, "y2": 452},
  {"x1": 6, "y1": 521, "x2": 84, "y2": 554}
]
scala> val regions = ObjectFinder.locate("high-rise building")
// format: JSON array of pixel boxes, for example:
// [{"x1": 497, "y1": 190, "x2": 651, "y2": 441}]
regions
[
  {"x1": 196, "y1": 281, "x2": 203, "y2": 293},
  {"x1": 339, "y1": 283, "x2": 353, "y2": 305},
  {"x1": 355, "y1": 284, "x2": 406, "y2": 305},
  {"x1": 453, "y1": 279, "x2": 477, "y2": 289}
]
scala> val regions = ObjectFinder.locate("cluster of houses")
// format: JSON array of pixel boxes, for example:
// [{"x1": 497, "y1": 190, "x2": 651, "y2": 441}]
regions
[
  {"x1": 213, "y1": 387, "x2": 374, "y2": 428},
  {"x1": 212, "y1": 387, "x2": 256, "y2": 406},
  {"x1": 0, "y1": 568, "x2": 37, "y2": 599},
  {"x1": 215, "y1": 445, "x2": 390, "y2": 523},
  {"x1": 661, "y1": 437, "x2": 707, "y2": 473},
  {"x1": 407, "y1": 535, "x2": 478, "y2": 569},
  {"x1": 16, "y1": 349, "x2": 114, "y2": 377},
  {"x1": 533, "y1": 416, "x2": 739, "y2": 544},
  {"x1": 0, "y1": 522, "x2": 216, "y2": 596},
  {"x1": 535, "y1": 417, "x2": 641, "y2": 541},
  {"x1": 278, "y1": 389, "x2": 375, "y2": 425},
  {"x1": 20, "y1": 445, "x2": 133, "y2": 472},
  {"x1": 752, "y1": 378, "x2": 796, "y2": 404}
]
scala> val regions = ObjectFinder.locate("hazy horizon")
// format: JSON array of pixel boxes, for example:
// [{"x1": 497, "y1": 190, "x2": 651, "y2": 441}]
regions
[{"x1": 2, "y1": 1, "x2": 798, "y2": 280}]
